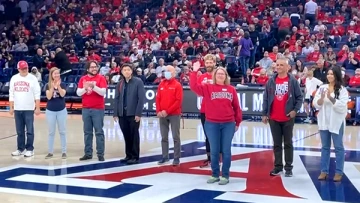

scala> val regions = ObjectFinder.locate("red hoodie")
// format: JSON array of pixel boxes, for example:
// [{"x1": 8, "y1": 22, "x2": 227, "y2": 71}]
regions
[
  {"x1": 155, "y1": 78, "x2": 183, "y2": 115},
  {"x1": 197, "y1": 72, "x2": 213, "y2": 113},
  {"x1": 190, "y1": 72, "x2": 242, "y2": 126}
]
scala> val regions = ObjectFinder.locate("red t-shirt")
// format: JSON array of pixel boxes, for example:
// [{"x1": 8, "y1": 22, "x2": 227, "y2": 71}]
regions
[
  {"x1": 78, "y1": 74, "x2": 107, "y2": 109},
  {"x1": 270, "y1": 76, "x2": 289, "y2": 122}
]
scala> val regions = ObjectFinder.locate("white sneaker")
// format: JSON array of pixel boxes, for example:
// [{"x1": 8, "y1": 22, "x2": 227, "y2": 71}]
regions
[
  {"x1": 24, "y1": 150, "x2": 34, "y2": 157},
  {"x1": 11, "y1": 150, "x2": 26, "y2": 156}
]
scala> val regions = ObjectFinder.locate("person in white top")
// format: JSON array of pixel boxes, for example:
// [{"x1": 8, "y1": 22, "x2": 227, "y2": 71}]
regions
[
  {"x1": 313, "y1": 66, "x2": 348, "y2": 182},
  {"x1": 304, "y1": 0, "x2": 318, "y2": 25},
  {"x1": 9, "y1": 61, "x2": 41, "y2": 158},
  {"x1": 303, "y1": 69, "x2": 323, "y2": 123}
]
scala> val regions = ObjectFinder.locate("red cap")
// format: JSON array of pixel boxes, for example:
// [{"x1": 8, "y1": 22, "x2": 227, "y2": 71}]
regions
[{"x1": 17, "y1": 61, "x2": 28, "y2": 70}]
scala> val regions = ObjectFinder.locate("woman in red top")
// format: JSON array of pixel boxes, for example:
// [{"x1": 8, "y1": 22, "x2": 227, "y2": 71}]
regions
[
  {"x1": 278, "y1": 13, "x2": 292, "y2": 41},
  {"x1": 190, "y1": 62, "x2": 242, "y2": 185}
]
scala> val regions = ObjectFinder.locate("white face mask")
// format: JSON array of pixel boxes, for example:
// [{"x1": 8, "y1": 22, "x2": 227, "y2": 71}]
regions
[{"x1": 292, "y1": 70, "x2": 297, "y2": 75}]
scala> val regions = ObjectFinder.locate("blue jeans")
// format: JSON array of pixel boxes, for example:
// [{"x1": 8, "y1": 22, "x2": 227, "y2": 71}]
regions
[
  {"x1": 204, "y1": 120, "x2": 235, "y2": 179},
  {"x1": 14, "y1": 110, "x2": 34, "y2": 151},
  {"x1": 82, "y1": 108, "x2": 105, "y2": 157},
  {"x1": 250, "y1": 45, "x2": 258, "y2": 69},
  {"x1": 46, "y1": 108, "x2": 67, "y2": 153},
  {"x1": 239, "y1": 56, "x2": 250, "y2": 77},
  {"x1": 320, "y1": 123, "x2": 345, "y2": 175}
]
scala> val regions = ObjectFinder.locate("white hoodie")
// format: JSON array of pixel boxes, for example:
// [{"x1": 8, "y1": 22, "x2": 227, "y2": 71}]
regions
[{"x1": 9, "y1": 73, "x2": 41, "y2": 110}]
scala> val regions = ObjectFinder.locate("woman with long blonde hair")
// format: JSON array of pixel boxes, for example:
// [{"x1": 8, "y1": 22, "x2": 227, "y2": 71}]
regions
[
  {"x1": 45, "y1": 67, "x2": 67, "y2": 159},
  {"x1": 190, "y1": 62, "x2": 242, "y2": 185}
]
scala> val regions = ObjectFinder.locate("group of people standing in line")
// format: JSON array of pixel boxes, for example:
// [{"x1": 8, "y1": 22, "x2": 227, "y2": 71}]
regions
[{"x1": 7, "y1": 53, "x2": 348, "y2": 184}]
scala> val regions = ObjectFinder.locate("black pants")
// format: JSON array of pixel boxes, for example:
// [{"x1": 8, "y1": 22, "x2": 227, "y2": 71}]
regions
[
  {"x1": 118, "y1": 116, "x2": 140, "y2": 160},
  {"x1": 269, "y1": 118, "x2": 295, "y2": 171},
  {"x1": 200, "y1": 113, "x2": 210, "y2": 154},
  {"x1": 305, "y1": 14, "x2": 316, "y2": 25}
]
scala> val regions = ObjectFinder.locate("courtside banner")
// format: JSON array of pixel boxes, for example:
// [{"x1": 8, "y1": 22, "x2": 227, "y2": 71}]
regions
[{"x1": 104, "y1": 85, "x2": 360, "y2": 117}]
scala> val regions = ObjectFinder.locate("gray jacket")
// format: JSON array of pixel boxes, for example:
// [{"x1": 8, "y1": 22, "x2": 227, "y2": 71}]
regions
[
  {"x1": 262, "y1": 73, "x2": 303, "y2": 117},
  {"x1": 114, "y1": 77, "x2": 145, "y2": 117}
]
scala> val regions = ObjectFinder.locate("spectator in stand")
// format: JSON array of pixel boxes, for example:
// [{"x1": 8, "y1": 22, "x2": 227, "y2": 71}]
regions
[
  {"x1": 314, "y1": 59, "x2": 328, "y2": 83},
  {"x1": 54, "y1": 48, "x2": 71, "y2": 75},
  {"x1": 30, "y1": 67, "x2": 41, "y2": 82},
  {"x1": 347, "y1": 33, "x2": 359, "y2": 48},
  {"x1": 9, "y1": 61, "x2": 41, "y2": 158},
  {"x1": 306, "y1": 45, "x2": 321, "y2": 62},
  {"x1": 259, "y1": 51, "x2": 273, "y2": 70},
  {"x1": 304, "y1": 69, "x2": 323, "y2": 123},
  {"x1": 237, "y1": 31, "x2": 254, "y2": 80},
  {"x1": 12, "y1": 38, "x2": 28, "y2": 52},
  {"x1": 349, "y1": 68, "x2": 360, "y2": 87},
  {"x1": 248, "y1": 24, "x2": 260, "y2": 69},
  {"x1": 156, "y1": 58, "x2": 166, "y2": 75},
  {"x1": 76, "y1": 61, "x2": 107, "y2": 162},
  {"x1": 277, "y1": 13, "x2": 292, "y2": 42},
  {"x1": 342, "y1": 52, "x2": 359, "y2": 71},
  {"x1": 100, "y1": 61, "x2": 111, "y2": 76},
  {"x1": 304, "y1": 0, "x2": 318, "y2": 25},
  {"x1": 254, "y1": 69, "x2": 269, "y2": 85},
  {"x1": 269, "y1": 46, "x2": 280, "y2": 62},
  {"x1": 302, "y1": 41, "x2": 314, "y2": 56},
  {"x1": 32, "y1": 48, "x2": 45, "y2": 70},
  {"x1": 180, "y1": 66, "x2": 190, "y2": 85}
]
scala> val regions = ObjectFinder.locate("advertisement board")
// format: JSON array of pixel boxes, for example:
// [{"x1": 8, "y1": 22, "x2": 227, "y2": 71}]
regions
[{"x1": 104, "y1": 86, "x2": 360, "y2": 118}]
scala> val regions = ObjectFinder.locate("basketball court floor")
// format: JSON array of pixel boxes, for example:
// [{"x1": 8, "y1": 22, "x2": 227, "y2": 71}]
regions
[{"x1": 0, "y1": 112, "x2": 359, "y2": 203}]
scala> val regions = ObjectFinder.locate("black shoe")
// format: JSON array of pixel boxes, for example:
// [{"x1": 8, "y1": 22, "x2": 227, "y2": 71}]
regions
[
  {"x1": 285, "y1": 170, "x2": 293, "y2": 177},
  {"x1": 120, "y1": 157, "x2": 130, "y2": 163},
  {"x1": 79, "y1": 155, "x2": 92, "y2": 161},
  {"x1": 98, "y1": 156, "x2": 105, "y2": 162},
  {"x1": 270, "y1": 168, "x2": 283, "y2": 176},
  {"x1": 126, "y1": 159, "x2": 139, "y2": 165}
]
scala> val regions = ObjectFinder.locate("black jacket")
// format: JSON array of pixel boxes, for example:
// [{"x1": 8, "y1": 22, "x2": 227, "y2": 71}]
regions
[
  {"x1": 54, "y1": 51, "x2": 71, "y2": 71},
  {"x1": 114, "y1": 77, "x2": 145, "y2": 117}
]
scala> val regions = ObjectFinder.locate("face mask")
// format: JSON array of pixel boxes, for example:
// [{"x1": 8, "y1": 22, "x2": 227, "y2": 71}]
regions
[
  {"x1": 291, "y1": 70, "x2": 297, "y2": 75},
  {"x1": 164, "y1": 71, "x2": 172, "y2": 79},
  {"x1": 106, "y1": 63, "x2": 110, "y2": 67}
]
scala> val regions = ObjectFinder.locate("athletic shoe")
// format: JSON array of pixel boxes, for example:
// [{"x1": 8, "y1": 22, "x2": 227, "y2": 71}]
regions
[
  {"x1": 158, "y1": 158, "x2": 169, "y2": 165},
  {"x1": 24, "y1": 150, "x2": 34, "y2": 157},
  {"x1": 126, "y1": 159, "x2": 138, "y2": 165},
  {"x1": 11, "y1": 150, "x2": 26, "y2": 156},
  {"x1": 62, "y1": 153, "x2": 67, "y2": 159},
  {"x1": 120, "y1": 157, "x2": 130, "y2": 163},
  {"x1": 45, "y1": 153, "x2": 53, "y2": 159},
  {"x1": 98, "y1": 156, "x2": 105, "y2": 162},
  {"x1": 285, "y1": 170, "x2": 293, "y2": 177},
  {"x1": 219, "y1": 177, "x2": 229, "y2": 185},
  {"x1": 207, "y1": 176, "x2": 220, "y2": 184},
  {"x1": 270, "y1": 168, "x2": 283, "y2": 176},
  {"x1": 172, "y1": 159, "x2": 180, "y2": 166},
  {"x1": 200, "y1": 160, "x2": 210, "y2": 168}
]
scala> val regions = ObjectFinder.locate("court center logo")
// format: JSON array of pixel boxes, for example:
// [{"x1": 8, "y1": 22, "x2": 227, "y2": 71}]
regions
[{"x1": 0, "y1": 142, "x2": 359, "y2": 203}]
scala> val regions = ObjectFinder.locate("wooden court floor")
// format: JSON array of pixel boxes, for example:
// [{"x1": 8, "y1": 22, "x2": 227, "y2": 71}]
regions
[{"x1": 0, "y1": 112, "x2": 359, "y2": 203}]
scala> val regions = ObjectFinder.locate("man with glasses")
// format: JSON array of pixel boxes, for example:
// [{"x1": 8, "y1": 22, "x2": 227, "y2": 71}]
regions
[{"x1": 76, "y1": 61, "x2": 107, "y2": 162}]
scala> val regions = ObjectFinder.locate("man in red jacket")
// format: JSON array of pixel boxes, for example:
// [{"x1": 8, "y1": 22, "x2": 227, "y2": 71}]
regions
[
  {"x1": 197, "y1": 54, "x2": 216, "y2": 168},
  {"x1": 156, "y1": 65, "x2": 183, "y2": 166}
]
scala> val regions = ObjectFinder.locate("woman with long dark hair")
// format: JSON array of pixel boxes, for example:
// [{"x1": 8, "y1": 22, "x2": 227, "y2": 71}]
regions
[{"x1": 313, "y1": 66, "x2": 348, "y2": 182}]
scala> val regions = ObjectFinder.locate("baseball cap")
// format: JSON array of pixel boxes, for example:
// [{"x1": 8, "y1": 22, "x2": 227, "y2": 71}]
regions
[{"x1": 17, "y1": 61, "x2": 28, "y2": 70}]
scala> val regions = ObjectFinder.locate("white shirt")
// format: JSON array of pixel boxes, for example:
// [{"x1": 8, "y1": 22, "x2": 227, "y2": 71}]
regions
[
  {"x1": 217, "y1": 21, "x2": 229, "y2": 29},
  {"x1": 305, "y1": 0, "x2": 317, "y2": 14},
  {"x1": 302, "y1": 46, "x2": 314, "y2": 56},
  {"x1": 9, "y1": 73, "x2": 41, "y2": 111},
  {"x1": 305, "y1": 77, "x2": 323, "y2": 99},
  {"x1": 313, "y1": 84, "x2": 348, "y2": 134}
]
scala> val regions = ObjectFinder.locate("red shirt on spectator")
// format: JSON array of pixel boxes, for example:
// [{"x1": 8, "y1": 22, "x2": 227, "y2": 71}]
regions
[
  {"x1": 113, "y1": 0, "x2": 122, "y2": 7},
  {"x1": 87, "y1": 53, "x2": 102, "y2": 63},
  {"x1": 278, "y1": 17, "x2": 292, "y2": 30},
  {"x1": 256, "y1": 76, "x2": 269, "y2": 85},
  {"x1": 68, "y1": 55, "x2": 79, "y2": 63},
  {"x1": 354, "y1": 50, "x2": 360, "y2": 60},
  {"x1": 349, "y1": 76, "x2": 360, "y2": 87},
  {"x1": 306, "y1": 51, "x2": 321, "y2": 62}
]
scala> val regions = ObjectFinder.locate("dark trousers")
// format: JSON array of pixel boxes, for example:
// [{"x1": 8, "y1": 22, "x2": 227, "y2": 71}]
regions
[
  {"x1": 200, "y1": 113, "x2": 210, "y2": 154},
  {"x1": 305, "y1": 14, "x2": 316, "y2": 25},
  {"x1": 269, "y1": 118, "x2": 295, "y2": 171},
  {"x1": 82, "y1": 108, "x2": 105, "y2": 157},
  {"x1": 118, "y1": 116, "x2": 140, "y2": 160},
  {"x1": 14, "y1": 110, "x2": 35, "y2": 151}
]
